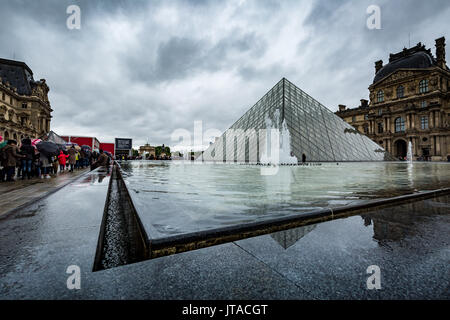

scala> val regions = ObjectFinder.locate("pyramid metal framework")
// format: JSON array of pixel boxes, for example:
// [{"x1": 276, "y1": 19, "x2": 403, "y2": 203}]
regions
[{"x1": 200, "y1": 78, "x2": 393, "y2": 162}]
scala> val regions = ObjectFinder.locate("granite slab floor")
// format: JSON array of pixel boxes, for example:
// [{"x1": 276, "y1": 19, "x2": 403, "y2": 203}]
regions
[
  {"x1": 0, "y1": 168, "x2": 89, "y2": 217},
  {"x1": 0, "y1": 169, "x2": 449, "y2": 299}
]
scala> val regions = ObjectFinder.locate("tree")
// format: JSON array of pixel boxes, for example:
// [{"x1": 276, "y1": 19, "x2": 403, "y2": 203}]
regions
[{"x1": 155, "y1": 145, "x2": 171, "y2": 157}]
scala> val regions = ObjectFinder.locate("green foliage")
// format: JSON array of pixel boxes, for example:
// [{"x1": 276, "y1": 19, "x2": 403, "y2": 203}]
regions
[{"x1": 155, "y1": 145, "x2": 171, "y2": 157}]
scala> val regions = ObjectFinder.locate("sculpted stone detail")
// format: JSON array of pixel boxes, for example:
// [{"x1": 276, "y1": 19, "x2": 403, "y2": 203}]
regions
[
  {"x1": 0, "y1": 60, "x2": 51, "y2": 139},
  {"x1": 336, "y1": 37, "x2": 449, "y2": 161}
]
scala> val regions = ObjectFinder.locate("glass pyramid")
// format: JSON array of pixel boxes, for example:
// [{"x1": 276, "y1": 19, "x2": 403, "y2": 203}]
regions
[{"x1": 199, "y1": 78, "x2": 394, "y2": 162}]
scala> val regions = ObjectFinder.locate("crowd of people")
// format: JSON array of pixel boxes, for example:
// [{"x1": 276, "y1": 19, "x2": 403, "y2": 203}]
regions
[{"x1": 0, "y1": 136, "x2": 111, "y2": 183}]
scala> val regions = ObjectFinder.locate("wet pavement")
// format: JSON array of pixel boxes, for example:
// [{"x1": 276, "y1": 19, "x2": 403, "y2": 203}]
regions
[
  {"x1": 0, "y1": 165, "x2": 448, "y2": 299},
  {"x1": 0, "y1": 169, "x2": 89, "y2": 217}
]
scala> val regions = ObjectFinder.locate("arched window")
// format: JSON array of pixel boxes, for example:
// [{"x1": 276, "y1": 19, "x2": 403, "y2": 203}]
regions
[
  {"x1": 377, "y1": 122, "x2": 384, "y2": 134},
  {"x1": 396, "y1": 85, "x2": 404, "y2": 98},
  {"x1": 419, "y1": 79, "x2": 428, "y2": 93},
  {"x1": 395, "y1": 117, "x2": 405, "y2": 132},
  {"x1": 420, "y1": 116, "x2": 428, "y2": 130},
  {"x1": 376, "y1": 90, "x2": 384, "y2": 102},
  {"x1": 363, "y1": 123, "x2": 369, "y2": 134}
]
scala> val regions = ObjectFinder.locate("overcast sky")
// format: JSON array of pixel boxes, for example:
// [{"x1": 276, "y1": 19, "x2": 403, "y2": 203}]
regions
[{"x1": 0, "y1": 0, "x2": 449, "y2": 149}]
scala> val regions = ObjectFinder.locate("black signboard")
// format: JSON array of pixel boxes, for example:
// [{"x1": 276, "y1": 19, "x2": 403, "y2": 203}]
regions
[{"x1": 115, "y1": 138, "x2": 132, "y2": 150}]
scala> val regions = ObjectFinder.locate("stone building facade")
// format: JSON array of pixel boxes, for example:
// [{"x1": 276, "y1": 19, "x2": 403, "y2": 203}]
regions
[
  {"x1": 0, "y1": 58, "x2": 52, "y2": 142},
  {"x1": 336, "y1": 37, "x2": 450, "y2": 161},
  {"x1": 139, "y1": 143, "x2": 156, "y2": 158}
]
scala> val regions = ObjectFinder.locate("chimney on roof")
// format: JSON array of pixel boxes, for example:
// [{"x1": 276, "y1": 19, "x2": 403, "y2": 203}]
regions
[
  {"x1": 435, "y1": 37, "x2": 446, "y2": 69},
  {"x1": 375, "y1": 60, "x2": 383, "y2": 74},
  {"x1": 338, "y1": 104, "x2": 346, "y2": 112},
  {"x1": 360, "y1": 99, "x2": 369, "y2": 108}
]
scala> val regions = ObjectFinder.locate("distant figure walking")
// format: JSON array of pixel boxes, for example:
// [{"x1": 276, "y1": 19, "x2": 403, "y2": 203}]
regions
[
  {"x1": 302, "y1": 153, "x2": 306, "y2": 163},
  {"x1": 91, "y1": 149, "x2": 109, "y2": 170},
  {"x1": 68, "y1": 146, "x2": 76, "y2": 172}
]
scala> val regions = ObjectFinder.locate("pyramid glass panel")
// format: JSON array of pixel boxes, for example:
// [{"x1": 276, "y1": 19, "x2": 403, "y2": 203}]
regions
[{"x1": 200, "y1": 78, "x2": 394, "y2": 163}]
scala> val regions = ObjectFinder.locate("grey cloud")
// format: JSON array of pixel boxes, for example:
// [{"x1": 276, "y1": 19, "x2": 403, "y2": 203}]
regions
[
  {"x1": 128, "y1": 30, "x2": 267, "y2": 83},
  {"x1": 155, "y1": 37, "x2": 206, "y2": 80},
  {"x1": 0, "y1": 0, "x2": 448, "y2": 148}
]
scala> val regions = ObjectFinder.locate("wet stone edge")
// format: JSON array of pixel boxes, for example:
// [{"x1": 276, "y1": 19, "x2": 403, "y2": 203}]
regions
[{"x1": 93, "y1": 163, "x2": 149, "y2": 271}]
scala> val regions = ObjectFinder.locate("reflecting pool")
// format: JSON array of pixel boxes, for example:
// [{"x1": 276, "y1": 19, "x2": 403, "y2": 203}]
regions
[{"x1": 119, "y1": 161, "x2": 450, "y2": 238}]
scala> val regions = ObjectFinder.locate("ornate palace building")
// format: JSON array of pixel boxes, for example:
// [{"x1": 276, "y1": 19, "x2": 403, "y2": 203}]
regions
[
  {"x1": 0, "y1": 58, "x2": 52, "y2": 141},
  {"x1": 336, "y1": 37, "x2": 450, "y2": 161}
]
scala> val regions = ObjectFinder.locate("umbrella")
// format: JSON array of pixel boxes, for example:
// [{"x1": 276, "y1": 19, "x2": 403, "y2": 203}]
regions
[
  {"x1": 36, "y1": 141, "x2": 60, "y2": 157},
  {"x1": 31, "y1": 139, "x2": 42, "y2": 147},
  {"x1": 65, "y1": 142, "x2": 81, "y2": 151},
  {"x1": 0, "y1": 136, "x2": 6, "y2": 149}
]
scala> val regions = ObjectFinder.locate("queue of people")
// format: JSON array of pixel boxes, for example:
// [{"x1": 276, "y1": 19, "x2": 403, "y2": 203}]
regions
[{"x1": 0, "y1": 136, "x2": 111, "y2": 183}]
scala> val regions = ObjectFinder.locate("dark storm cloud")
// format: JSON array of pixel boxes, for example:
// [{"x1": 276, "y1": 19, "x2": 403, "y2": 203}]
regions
[
  {"x1": 127, "y1": 30, "x2": 267, "y2": 83},
  {"x1": 0, "y1": 0, "x2": 448, "y2": 148}
]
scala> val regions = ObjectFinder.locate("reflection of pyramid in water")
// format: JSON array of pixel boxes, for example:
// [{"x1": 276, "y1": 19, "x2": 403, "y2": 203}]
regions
[
  {"x1": 200, "y1": 78, "x2": 394, "y2": 162},
  {"x1": 270, "y1": 225, "x2": 316, "y2": 249}
]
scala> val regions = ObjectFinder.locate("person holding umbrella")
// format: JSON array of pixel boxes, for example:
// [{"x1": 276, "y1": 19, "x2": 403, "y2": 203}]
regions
[
  {"x1": 35, "y1": 140, "x2": 60, "y2": 179},
  {"x1": 0, "y1": 135, "x2": 6, "y2": 182},
  {"x1": 39, "y1": 151, "x2": 51, "y2": 179},
  {"x1": 20, "y1": 138, "x2": 35, "y2": 180},
  {"x1": 2, "y1": 140, "x2": 25, "y2": 181}
]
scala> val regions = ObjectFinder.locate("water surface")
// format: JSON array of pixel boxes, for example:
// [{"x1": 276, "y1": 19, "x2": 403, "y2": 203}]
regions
[{"x1": 119, "y1": 161, "x2": 450, "y2": 238}]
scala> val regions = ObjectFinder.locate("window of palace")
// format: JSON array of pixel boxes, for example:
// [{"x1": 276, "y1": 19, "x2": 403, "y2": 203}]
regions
[
  {"x1": 364, "y1": 114, "x2": 369, "y2": 120},
  {"x1": 421, "y1": 101, "x2": 427, "y2": 108},
  {"x1": 397, "y1": 85, "x2": 404, "y2": 98},
  {"x1": 419, "y1": 79, "x2": 429, "y2": 93},
  {"x1": 10, "y1": 97, "x2": 13, "y2": 104},
  {"x1": 352, "y1": 115, "x2": 356, "y2": 122},
  {"x1": 22, "y1": 103, "x2": 27, "y2": 109},
  {"x1": 363, "y1": 124, "x2": 369, "y2": 134},
  {"x1": 378, "y1": 122, "x2": 383, "y2": 133},
  {"x1": 421, "y1": 116, "x2": 429, "y2": 129},
  {"x1": 378, "y1": 109, "x2": 382, "y2": 116},
  {"x1": 395, "y1": 117, "x2": 405, "y2": 132},
  {"x1": 376, "y1": 90, "x2": 384, "y2": 102}
]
